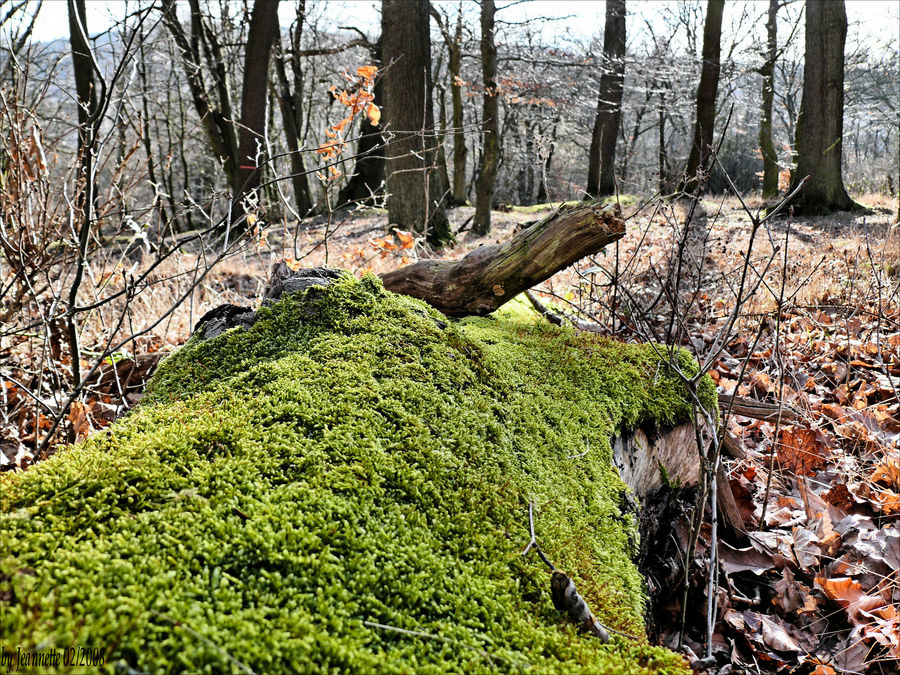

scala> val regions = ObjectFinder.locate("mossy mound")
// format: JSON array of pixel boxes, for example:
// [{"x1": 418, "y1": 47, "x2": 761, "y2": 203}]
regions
[{"x1": 1, "y1": 274, "x2": 712, "y2": 673}]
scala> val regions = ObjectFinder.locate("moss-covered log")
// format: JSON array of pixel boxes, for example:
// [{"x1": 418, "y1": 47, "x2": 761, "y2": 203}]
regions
[
  {"x1": 1, "y1": 272, "x2": 713, "y2": 673},
  {"x1": 381, "y1": 201, "x2": 625, "y2": 316}
]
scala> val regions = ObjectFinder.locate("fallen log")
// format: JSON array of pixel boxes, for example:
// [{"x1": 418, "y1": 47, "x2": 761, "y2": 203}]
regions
[
  {"x1": 721, "y1": 394, "x2": 804, "y2": 423},
  {"x1": 2, "y1": 269, "x2": 703, "y2": 673},
  {"x1": 381, "y1": 201, "x2": 625, "y2": 316}
]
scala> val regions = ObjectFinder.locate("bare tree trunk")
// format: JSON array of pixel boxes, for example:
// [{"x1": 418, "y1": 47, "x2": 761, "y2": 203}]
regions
[
  {"x1": 431, "y1": 6, "x2": 468, "y2": 206},
  {"x1": 137, "y1": 25, "x2": 173, "y2": 231},
  {"x1": 435, "y1": 75, "x2": 453, "y2": 202},
  {"x1": 449, "y1": 10, "x2": 468, "y2": 205},
  {"x1": 586, "y1": 0, "x2": 626, "y2": 199},
  {"x1": 68, "y1": 0, "x2": 98, "y2": 221},
  {"x1": 273, "y1": 1, "x2": 313, "y2": 214},
  {"x1": 473, "y1": 0, "x2": 498, "y2": 235},
  {"x1": 382, "y1": 0, "x2": 451, "y2": 246},
  {"x1": 162, "y1": 0, "x2": 239, "y2": 190},
  {"x1": 523, "y1": 115, "x2": 535, "y2": 204},
  {"x1": 381, "y1": 202, "x2": 624, "y2": 316},
  {"x1": 658, "y1": 92, "x2": 667, "y2": 193},
  {"x1": 233, "y1": 0, "x2": 280, "y2": 204},
  {"x1": 758, "y1": 0, "x2": 779, "y2": 200},
  {"x1": 535, "y1": 117, "x2": 558, "y2": 203},
  {"x1": 680, "y1": 0, "x2": 724, "y2": 194},
  {"x1": 67, "y1": 0, "x2": 101, "y2": 388},
  {"x1": 789, "y1": 0, "x2": 863, "y2": 214},
  {"x1": 620, "y1": 87, "x2": 651, "y2": 184}
]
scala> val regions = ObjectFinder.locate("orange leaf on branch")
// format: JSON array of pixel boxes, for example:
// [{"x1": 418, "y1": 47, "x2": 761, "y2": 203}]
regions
[
  {"x1": 315, "y1": 64, "x2": 380, "y2": 184},
  {"x1": 366, "y1": 102, "x2": 381, "y2": 126},
  {"x1": 357, "y1": 64, "x2": 377, "y2": 81},
  {"x1": 393, "y1": 228, "x2": 415, "y2": 249}
]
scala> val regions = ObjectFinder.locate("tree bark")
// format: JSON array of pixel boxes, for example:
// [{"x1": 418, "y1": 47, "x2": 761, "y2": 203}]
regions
[
  {"x1": 68, "y1": 0, "x2": 99, "y2": 225},
  {"x1": 382, "y1": 0, "x2": 451, "y2": 246},
  {"x1": 473, "y1": 0, "x2": 498, "y2": 235},
  {"x1": 136, "y1": 26, "x2": 174, "y2": 231},
  {"x1": 657, "y1": 92, "x2": 667, "y2": 193},
  {"x1": 67, "y1": 0, "x2": 100, "y2": 388},
  {"x1": 680, "y1": 0, "x2": 724, "y2": 194},
  {"x1": 435, "y1": 75, "x2": 453, "y2": 203},
  {"x1": 788, "y1": 0, "x2": 863, "y2": 214},
  {"x1": 234, "y1": 0, "x2": 280, "y2": 203},
  {"x1": 535, "y1": 117, "x2": 558, "y2": 203},
  {"x1": 620, "y1": 86, "x2": 651, "y2": 185},
  {"x1": 758, "y1": 0, "x2": 779, "y2": 200},
  {"x1": 381, "y1": 202, "x2": 624, "y2": 317},
  {"x1": 586, "y1": 0, "x2": 626, "y2": 199},
  {"x1": 449, "y1": 10, "x2": 468, "y2": 205}
]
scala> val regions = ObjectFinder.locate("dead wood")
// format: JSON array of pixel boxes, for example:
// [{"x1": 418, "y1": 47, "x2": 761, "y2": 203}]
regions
[
  {"x1": 380, "y1": 202, "x2": 625, "y2": 317},
  {"x1": 722, "y1": 394, "x2": 803, "y2": 423}
]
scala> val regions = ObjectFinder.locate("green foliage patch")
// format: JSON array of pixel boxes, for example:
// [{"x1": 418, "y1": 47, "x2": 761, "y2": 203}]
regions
[{"x1": 1, "y1": 274, "x2": 710, "y2": 673}]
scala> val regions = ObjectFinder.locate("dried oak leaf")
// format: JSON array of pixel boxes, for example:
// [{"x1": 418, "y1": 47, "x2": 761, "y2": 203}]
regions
[
  {"x1": 860, "y1": 604, "x2": 900, "y2": 659},
  {"x1": 814, "y1": 576, "x2": 886, "y2": 624},
  {"x1": 824, "y1": 483, "x2": 854, "y2": 510},
  {"x1": 792, "y1": 525, "x2": 821, "y2": 572},
  {"x1": 872, "y1": 490, "x2": 900, "y2": 515},
  {"x1": 773, "y1": 566, "x2": 817, "y2": 615},
  {"x1": 720, "y1": 541, "x2": 776, "y2": 576},
  {"x1": 67, "y1": 401, "x2": 92, "y2": 440},
  {"x1": 777, "y1": 425, "x2": 831, "y2": 476},
  {"x1": 751, "y1": 370, "x2": 774, "y2": 396},
  {"x1": 870, "y1": 460, "x2": 900, "y2": 490},
  {"x1": 725, "y1": 609, "x2": 816, "y2": 658}
]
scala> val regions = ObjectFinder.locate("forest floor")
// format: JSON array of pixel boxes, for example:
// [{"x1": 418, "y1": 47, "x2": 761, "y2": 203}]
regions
[{"x1": 3, "y1": 191, "x2": 898, "y2": 673}]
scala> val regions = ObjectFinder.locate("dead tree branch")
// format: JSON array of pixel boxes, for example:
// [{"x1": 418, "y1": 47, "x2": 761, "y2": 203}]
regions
[{"x1": 381, "y1": 202, "x2": 625, "y2": 316}]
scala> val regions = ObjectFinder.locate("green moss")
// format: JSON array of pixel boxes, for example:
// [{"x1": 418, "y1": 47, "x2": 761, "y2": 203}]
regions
[{"x1": 1, "y1": 274, "x2": 708, "y2": 674}]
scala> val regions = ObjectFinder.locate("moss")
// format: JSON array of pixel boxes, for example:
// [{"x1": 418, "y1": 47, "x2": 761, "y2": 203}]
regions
[{"x1": 1, "y1": 274, "x2": 709, "y2": 674}]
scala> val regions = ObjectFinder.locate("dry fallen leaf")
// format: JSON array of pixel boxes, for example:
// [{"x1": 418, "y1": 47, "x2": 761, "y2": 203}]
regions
[
  {"x1": 67, "y1": 401, "x2": 93, "y2": 440},
  {"x1": 720, "y1": 541, "x2": 776, "y2": 575},
  {"x1": 814, "y1": 576, "x2": 887, "y2": 624},
  {"x1": 777, "y1": 426, "x2": 831, "y2": 476},
  {"x1": 870, "y1": 460, "x2": 900, "y2": 490},
  {"x1": 773, "y1": 567, "x2": 817, "y2": 615},
  {"x1": 393, "y1": 228, "x2": 416, "y2": 249}
]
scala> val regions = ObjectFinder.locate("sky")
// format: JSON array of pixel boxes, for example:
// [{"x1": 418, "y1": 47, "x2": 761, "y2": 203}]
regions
[{"x1": 14, "y1": 0, "x2": 900, "y2": 51}]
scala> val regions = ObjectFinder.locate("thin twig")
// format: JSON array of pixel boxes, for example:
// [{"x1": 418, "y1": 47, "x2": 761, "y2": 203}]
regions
[
  {"x1": 521, "y1": 501, "x2": 556, "y2": 571},
  {"x1": 567, "y1": 438, "x2": 591, "y2": 459},
  {"x1": 362, "y1": 620, "x2": 497, "y2": 664}
]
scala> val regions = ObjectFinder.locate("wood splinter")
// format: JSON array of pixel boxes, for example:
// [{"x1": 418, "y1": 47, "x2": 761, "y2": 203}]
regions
[
  {"x1": 522, "y1": 502, "x2": 637, "y2": 643},
  {"x1": 550, "y1": 570, "x2": 610, "y2": 643}
]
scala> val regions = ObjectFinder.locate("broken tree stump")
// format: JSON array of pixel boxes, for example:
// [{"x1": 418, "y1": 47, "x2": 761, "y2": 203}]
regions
[{"x1": 381, "y1": 201, "x2": 625, "y2": 316}]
